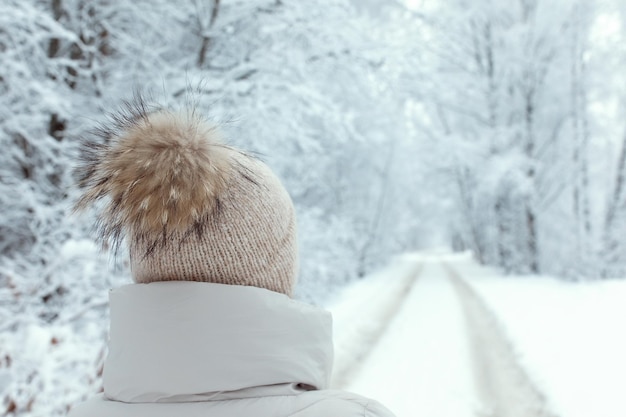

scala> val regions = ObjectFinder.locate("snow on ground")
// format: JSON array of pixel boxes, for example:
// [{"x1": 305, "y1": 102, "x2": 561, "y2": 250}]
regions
[
  {"x1": 328, "y1": 251, "x2": 626, "y2": 417},
  {"x1": 461, "y1": 257, "x2": 626, "y2": 417},
  {"x1": 326, "y1": 255, "x2": 419, "y2": 389},
  {"x1": 328, "y1": 253, "x2": 479, "y2": 417}
]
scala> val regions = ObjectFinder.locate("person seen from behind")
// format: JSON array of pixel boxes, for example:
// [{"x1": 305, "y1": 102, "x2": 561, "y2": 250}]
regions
[{"x1": 68, "y1": 97, "x2": 396, "y2": 417}]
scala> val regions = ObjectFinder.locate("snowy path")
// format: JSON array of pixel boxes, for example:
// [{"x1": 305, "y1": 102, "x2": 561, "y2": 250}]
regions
[
  {"x1": 334, "y1": 256, "x2": 478, "y2": 416},
  {"x1": 328, "y1": 257, "x2": 422, "y2": 389},
  {"x1": 330, "y1": 254, "x2": 559, "y2": 417},
  {"x1": 445, "y1": 263, "x2": 557, "y2": 417}
]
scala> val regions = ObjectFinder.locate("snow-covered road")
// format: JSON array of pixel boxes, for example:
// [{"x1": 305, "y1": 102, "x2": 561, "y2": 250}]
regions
[
  {"x1": 329, "y1": 254, "x2": 559, "y2": 417},
  {"x1": 446, "y1": 263, "x2": 556, "y2": 417}
]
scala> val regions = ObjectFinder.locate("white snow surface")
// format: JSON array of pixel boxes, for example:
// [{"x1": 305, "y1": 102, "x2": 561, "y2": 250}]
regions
[
  {"x1": 463, "y1": 258, "x2": 626, "y2": 417},
  {"x1": 327, "y1": 252, "x2": 626, "y2": 417}
]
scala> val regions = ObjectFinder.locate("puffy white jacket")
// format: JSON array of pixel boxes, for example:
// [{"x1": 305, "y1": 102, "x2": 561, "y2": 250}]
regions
[{"x1": 68, "y1": 282, "x2": 395, "y2": 416}]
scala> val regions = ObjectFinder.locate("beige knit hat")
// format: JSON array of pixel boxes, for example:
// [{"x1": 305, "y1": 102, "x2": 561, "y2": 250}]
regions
[{"x1": 74, "y1": 101, "x2": 298, "y2": 295}]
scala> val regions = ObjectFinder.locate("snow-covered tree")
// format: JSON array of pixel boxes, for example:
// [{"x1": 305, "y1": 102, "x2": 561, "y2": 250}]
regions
[
  {"x1": 1, "y1": 1, "x2": 426, "y2": 415},
  {"x1": 407, "y1": 0, "x2": 600, "y2": 276}
]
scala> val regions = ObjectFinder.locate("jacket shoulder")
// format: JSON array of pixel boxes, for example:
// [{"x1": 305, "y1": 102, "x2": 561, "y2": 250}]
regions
[{"x1": 291, "y1": 390, "x2": 396, "y2": 417}]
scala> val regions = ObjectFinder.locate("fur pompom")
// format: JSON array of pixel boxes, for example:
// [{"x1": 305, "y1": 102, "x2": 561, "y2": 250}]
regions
[{"x1": 74, "y1": 97, "x2": 234, "y2": 253}]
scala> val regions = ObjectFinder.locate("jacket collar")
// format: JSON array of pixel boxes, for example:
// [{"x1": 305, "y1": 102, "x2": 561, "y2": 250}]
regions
[{"x1": 103, "y1": 282, "x2": 333, "y2": 403}]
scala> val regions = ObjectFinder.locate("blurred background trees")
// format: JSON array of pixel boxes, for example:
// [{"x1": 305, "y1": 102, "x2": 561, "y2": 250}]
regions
[
  {"x1": 1, "y1": 0, "x2": 626, "y2": 415},
  {"x1": 413, "y1": 0, "x2": 599, "y2": 276}
]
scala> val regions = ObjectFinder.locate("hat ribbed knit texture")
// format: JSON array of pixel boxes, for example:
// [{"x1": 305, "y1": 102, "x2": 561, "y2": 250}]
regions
[
  {"x1": 75, "y1": 107, "x2": 298, "y2": 295},
  {"x1": 130, "y1": 152, "x2": 298, "y2": 295}
]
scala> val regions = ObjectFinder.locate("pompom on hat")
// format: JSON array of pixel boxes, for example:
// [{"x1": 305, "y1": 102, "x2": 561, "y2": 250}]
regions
[{"x1": 74, "y1": 98, "x2": 298, "y2": 295}]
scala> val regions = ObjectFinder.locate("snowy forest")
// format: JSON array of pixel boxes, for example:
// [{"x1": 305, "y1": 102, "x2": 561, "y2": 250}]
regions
[{"x1": 2, "y1": 0, "x2": 626, "y2": 415}]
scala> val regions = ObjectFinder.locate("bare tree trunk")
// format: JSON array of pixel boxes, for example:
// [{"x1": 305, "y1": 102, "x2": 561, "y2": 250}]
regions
[
  {"x1": 524, "y1": 95, "x2": 539, "y2": 273},
  {"x1": 495, "y1": 194, "x2": 513, "y2": 270},
  {"x1": 356, "y1": 139, "x2": 397, "y2": 277},
  {"x1": 48, "y1": 0, "x2": 64, "y2": 58},
  {"x1": 196, "y1": 0, "x2": 221, "y2": 68},
  {"x1": 455, "y1": 166, "x2": 486, "y2": 264},
  {"x1": 571, "y1": 3, "x2": 592, "y2": 275},
  {"x1": 605, "y1": 136, "x2": 626, "y2": 232},
  {"x1": 603, "y1": 128, "x2": 626, "y2": 276}
]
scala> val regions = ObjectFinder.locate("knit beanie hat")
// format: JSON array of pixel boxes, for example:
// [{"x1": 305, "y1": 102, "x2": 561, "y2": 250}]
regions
[{"x1": 74, "y1": 102, "x2": 298, "y2": 295}]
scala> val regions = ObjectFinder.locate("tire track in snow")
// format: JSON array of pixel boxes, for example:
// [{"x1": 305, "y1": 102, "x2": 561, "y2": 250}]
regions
[
  {"x1": 341, "y1": 258, "x2": 480, "y2": 416},
  {"x1": 330, "y1": 260, "x2": 422, "y2": 389},
  {"x1": 444, "y1": 263, "x2": 559, "y2": 417}
]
